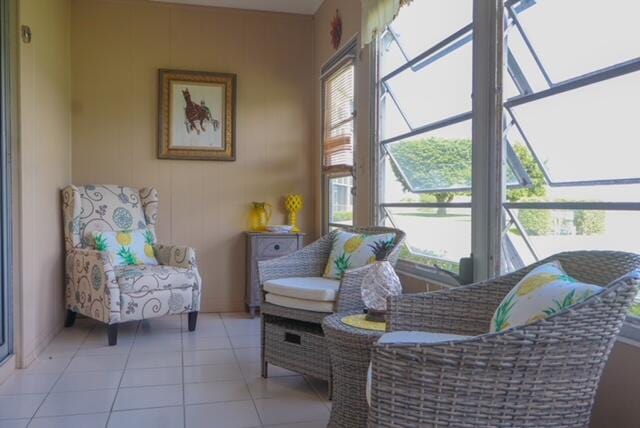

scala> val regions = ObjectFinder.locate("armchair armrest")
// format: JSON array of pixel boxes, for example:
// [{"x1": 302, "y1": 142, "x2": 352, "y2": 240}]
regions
[
  {"x1": 66, "y1": 248, "x2": 121, "y2": 324},
  {"x1": 387, "y1": 276, "x2": 516, "y2": 336},
  {"x1": 258, "y1": 236, "x2": 332, "y2": 284},
  {"x1": 335, "y1": 264, "x2": 376, "y2": 312},
  {"x1": 154, "y1": 244, "x2": 198, "y2": 269}
]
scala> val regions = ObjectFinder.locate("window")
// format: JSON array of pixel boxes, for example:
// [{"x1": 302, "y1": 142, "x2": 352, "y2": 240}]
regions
[
  {"x1": 376, "y1": 0, "x2": 640, "y2": 328},
  {"x1": 376, "y1": 0, "x2": 477, "y2": 279},
  {"x1": 322, "y1": 40, "x2": 357, "y2": 231},
  {"x1": 500, "y1": 0, "x2": 640, "y2": 324}
]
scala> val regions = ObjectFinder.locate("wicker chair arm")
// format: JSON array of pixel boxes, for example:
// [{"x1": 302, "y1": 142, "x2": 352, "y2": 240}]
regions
[
  {"x1": 370, "y1": 260, "x2": 640, "y2": 428},
  {"x1": 153, "y1": 243, "x2": 198, "y2": 269},
  {"x1": 258, "y1": 235, "x2": 332, "y2": 284},
  {"x1": 335, "y1": 264, "x2": 374, "y2": 312}
]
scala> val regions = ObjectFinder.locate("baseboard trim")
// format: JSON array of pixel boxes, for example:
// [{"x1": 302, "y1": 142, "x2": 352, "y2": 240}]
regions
[
  {"x1": 0, "y1": 354, "x2": 15, "y2": 384},
  {"x1": 19, "y1": 320, "x2": 64, "y2": 369}
]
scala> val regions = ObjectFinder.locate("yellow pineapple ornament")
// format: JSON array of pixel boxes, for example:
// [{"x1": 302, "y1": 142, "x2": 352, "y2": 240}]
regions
[{"x1": 284, "y1": 194, "x2": 303, "y2": 233}]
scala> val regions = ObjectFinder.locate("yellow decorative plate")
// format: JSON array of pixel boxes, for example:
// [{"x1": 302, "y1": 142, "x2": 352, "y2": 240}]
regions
[{"x1": 341, "y1": 314, "x2": 386, "y2": 332}]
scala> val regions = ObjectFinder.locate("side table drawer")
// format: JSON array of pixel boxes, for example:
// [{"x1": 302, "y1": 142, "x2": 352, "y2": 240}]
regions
[
  {"x1": 245, "y1": 232, "x2": 305, "y2": 318},
  {"x1": 255, "y1": 237, "x2": 298, "y2": 258}
]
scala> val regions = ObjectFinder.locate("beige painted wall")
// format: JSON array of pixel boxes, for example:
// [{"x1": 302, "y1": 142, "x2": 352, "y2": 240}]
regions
[
  {"x1": 70, "y1": 0, "x2": 313, "y2": 312},
  {"x1": 17, "y1": 0, "x2": 71, "y2": 366}
]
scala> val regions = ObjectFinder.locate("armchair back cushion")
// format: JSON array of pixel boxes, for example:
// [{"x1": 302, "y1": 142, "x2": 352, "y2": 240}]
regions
[
  {"x1": 490, "y1": 260, "x2": 603, "y2": 332},
  {"x1": 62, "y1": 185, "x2": 158, "y2": 252},
  {"x1": 323, "y1": 231, "x2": 396, "y2": 279}
]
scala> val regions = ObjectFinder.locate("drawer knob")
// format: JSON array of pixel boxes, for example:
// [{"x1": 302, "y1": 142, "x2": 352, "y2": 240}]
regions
[{"x1": 274, "y1": 244, "x2": 280, "y2": 250}]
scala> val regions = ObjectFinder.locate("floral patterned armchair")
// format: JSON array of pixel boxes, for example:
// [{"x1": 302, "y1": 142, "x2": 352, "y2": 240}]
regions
[{"x1": 61, "y1": 185, "x2": 201, "y2": 345}]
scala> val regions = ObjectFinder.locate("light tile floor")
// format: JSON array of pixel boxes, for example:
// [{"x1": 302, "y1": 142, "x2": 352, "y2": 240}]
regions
[{"x1": 0, "y1": 313, "x2": 331, "y2": 428}]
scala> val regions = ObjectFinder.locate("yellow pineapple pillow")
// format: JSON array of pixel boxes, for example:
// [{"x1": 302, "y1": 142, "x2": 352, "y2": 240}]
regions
[
  {"x1": 323, "y1": 231, "x2": 396, "y2": 279},
  {"x1": 91, "y1": 228, "x2": 158, "y2": 266},
  {"x1": 490, "y1": 260, "x2": 603, "y2": 333}
]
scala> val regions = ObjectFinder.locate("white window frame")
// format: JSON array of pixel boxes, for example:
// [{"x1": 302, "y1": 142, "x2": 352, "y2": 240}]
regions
[{"x1": 321, "y1": 37, "x2": 358, "y2": 233}]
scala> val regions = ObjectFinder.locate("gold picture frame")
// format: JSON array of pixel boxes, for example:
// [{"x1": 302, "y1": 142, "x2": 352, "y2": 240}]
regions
[{"x1": 158, "y1": 69, "x2": 236, "y2": 161}]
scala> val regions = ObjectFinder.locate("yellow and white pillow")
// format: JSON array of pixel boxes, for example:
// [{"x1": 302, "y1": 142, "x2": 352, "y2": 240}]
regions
[
  {"x1": 92, "y1": 228, "x2": 158, "y2": 266},
  {"x1": 490, "y1": 260, "x2": 603, "y2": 333},
  {"x1": 323, "y1": 231, "x2": 396, "y2": 279}
]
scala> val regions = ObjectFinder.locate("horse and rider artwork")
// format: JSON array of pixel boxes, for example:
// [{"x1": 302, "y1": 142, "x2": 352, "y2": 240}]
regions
[
  {"x1": 158, "y1": 69, "x2": 236, "y2": 161},
  {"x1": 182, "y1": 88, "x2": 219, "y2": 135}
]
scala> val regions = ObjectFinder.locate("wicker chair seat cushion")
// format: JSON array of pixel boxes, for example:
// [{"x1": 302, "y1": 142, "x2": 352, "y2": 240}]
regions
[
  {"x1": 490, "y1": 260, "x2": 604, "y2": 332},
  {"x1": 264, "y1": 293, "x2": 334, "y2": 313},
  {"x1": 263, "y1": 277, "x2": 340, "y2": 301},
  {"x1": 366, "y1": 331, "x2": 471, "y2": 405}
]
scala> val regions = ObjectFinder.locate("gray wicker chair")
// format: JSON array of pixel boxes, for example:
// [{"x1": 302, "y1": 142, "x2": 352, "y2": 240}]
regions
[
  {"x1": 258, "y1": 226, "x2": 405, "y2": 388},
  {"x1": 368, "y1": 251, "x2": 640, "y2": 428}
]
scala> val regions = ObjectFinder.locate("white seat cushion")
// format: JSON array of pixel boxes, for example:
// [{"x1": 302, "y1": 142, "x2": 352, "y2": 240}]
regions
[
  {"x1": 378, "y1": 331, "x2": 471, "y2": 344},
  {"x1": 264, "y1": 293, "x2": 334, "y2": 313},
  {"x1": 263, "y1": 277, "x2": 340, "y2": 302},
  {"x1": 366, "y1": 331, "x2": 471, "y2": 406}
]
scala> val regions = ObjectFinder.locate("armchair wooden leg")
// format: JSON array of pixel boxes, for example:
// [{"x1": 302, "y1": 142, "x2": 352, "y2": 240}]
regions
[
  {"x1": 188, "y1": 311, "x2": 198, "y2": 332},
  {"x1": 64, "y1": 310, "x2": 77, "y2": 327},
  {"x1": 108, "y1": 324, "x2": 118, "y2": 346}
]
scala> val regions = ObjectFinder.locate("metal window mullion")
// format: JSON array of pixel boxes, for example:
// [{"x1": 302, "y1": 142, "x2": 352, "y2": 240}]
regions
[
  {"x1": 503, "y1": 201, "x2": 640, "y2": 211},
  {"x1": 380, "y1": 81, "x2": 413, "y2": 131},
  {"x1": 504, "y1": 137, "x2": 532, "y2": 186},
  {"x1": 381, "y1": 202, "x2": 473, "y2": 209},
  {"x1": 503, "y1": 206, "x2": 539, "y2": 260},
  {"x1": 505, "y1": 107, "x2": 553, "y2": 184},
  {"x1": 412, "y1": 32, "x2": 473, "y2": 73},
  {"x1": 380, "y1": 23, "x2": 474, "y2": 83},
  {"x1": 380, "y1": 111, "x2": 472, "y2": 145},
  {"x1": 387, "y1": 25, "x2": 412, "y2": 64},
  {"x1": 0, "y1": 0, "x2": 12, "y2": 359},
  {"x1": 505, "y1": 57, "x2": 640, "y2": 108},
  {"x1": 506, "y1": 49, "x2": 533, "y2": 95},
  {"x1": 472, "y1": 0, "x2": 504, "y2": 281},
  {"x1": 506, "y1": 4, "x2": 553, "y2": 87}
]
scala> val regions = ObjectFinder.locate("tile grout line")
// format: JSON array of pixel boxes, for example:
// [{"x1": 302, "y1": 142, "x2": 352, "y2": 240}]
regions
[
  {"x1": 225, "y1": 313, "x2": 268, "y2": 428},
  {"x1": 26, "y1": 321, "x2": 97, "y2": 427},
  {"x1": 104, "y1": 320, "x2": 141, "y2": 428}
]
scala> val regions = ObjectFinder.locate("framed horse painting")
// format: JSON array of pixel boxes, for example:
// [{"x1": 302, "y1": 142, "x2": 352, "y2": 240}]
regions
[{"x1": 158, "y1": 69, "x2": 236, "y2": 161}]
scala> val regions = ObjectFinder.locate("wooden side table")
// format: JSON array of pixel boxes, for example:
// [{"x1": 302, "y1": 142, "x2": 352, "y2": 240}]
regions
[
  {"x1": 245, "y1": 232, "x2": 305, "y2": 318},
  {"x1": 322, "y1": 311, "x2": 385, "y2": 428}
]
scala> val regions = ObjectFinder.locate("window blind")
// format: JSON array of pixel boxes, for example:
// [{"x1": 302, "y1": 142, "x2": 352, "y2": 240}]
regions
[{"x1": 323, "y1": 62, "x2": 355, "y2": 172}]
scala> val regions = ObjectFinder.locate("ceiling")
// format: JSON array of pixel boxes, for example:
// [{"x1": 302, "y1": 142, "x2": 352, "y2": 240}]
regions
[{"x1": 149, "y1": 0, "x2": 324, "y2": 15}]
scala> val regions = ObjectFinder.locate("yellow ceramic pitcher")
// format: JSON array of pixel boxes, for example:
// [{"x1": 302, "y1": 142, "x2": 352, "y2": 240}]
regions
[{"x1": 249, "y1": 202, "x2": 272, "y2": 232}]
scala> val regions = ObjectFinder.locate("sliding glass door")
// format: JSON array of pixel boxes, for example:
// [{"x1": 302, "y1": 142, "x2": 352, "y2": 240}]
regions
[{"x1": 0, "y1": 0, "x2": 11, "y2": 361}]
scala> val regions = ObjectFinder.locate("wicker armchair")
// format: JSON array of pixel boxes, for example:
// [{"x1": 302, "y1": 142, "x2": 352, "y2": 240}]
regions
[
  {"x1": 369, "y1": 251, "x2": 640, "y2": 428},
  {"x1": 258, "y1": 226, "x2": 405, "y2": 386}
]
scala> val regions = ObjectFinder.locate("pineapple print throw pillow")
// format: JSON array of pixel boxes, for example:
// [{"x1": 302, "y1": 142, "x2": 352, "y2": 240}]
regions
[
  {"x1": 91, "y1": 228, "x2": 158, "y2": 266},
  {"x1": 323, "y1": 231, "x2": 396, "y2": 280},
  {"x1": 490, "y1": 260, "x2": 603, "y2": 333}
]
